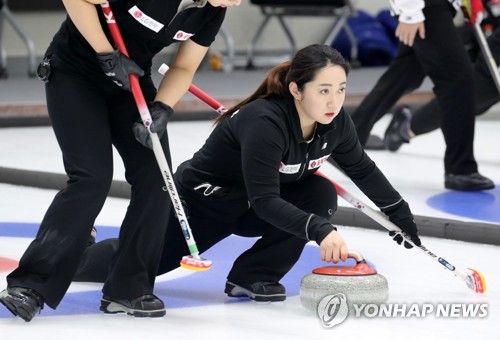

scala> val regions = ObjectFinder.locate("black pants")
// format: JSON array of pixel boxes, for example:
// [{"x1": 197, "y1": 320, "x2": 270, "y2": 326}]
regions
[
  {"x1": 411, "y1": 28, "x2": 500, "y2": 135},
  {"x1": 7, "y1": 66, "x2": 171, "y2": 309},
  {"x1": 351, "y1": 0, "x2": 477, "y2": 175},
  {"x1": 75, "y1": 174, "x2": 338, "y2": 287}
]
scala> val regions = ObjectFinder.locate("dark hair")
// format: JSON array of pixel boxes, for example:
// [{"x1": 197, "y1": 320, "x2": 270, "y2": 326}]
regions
[{"x1": 215, "y1": 44, "x2": 350, "y2": 124}]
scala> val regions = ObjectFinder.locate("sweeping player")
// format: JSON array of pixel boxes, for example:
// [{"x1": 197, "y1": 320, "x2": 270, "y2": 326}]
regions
[
  {"x1": 74, "y1": 44, "x2": 421, "y2": 303},
  {"x1": 0, "y1": 0, "x2": 242, "y2": 322}
]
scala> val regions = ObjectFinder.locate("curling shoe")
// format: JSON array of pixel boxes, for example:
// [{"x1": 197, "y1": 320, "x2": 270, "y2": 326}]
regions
[
  {"x1": 384, "y1": 106, "x2": 412, "y2": 151},
  {"x1": 444, "y1": 173, "x2": 495, "y2": 191},
  {"x1": 0, "y1": 287, "x2": 44, "y2": 322},
  {"x1": 363, "y1": 135, "x2": 386, "y2": 150},
  {"x1": 225, "y1": 281, "x2": 286, "y2": 302},
  {"x1": 100, "y1": 294, "x2": 166, "y2": 317}
]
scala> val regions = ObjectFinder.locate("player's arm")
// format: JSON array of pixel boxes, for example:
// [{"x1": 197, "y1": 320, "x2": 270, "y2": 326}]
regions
[{"x1": 62, "y1": 0, "x2": 114, "y2": 53}]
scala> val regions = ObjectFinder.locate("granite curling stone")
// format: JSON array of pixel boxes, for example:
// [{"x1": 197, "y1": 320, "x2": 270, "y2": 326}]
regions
[{"x1": 300, "y1": 250, "x2": 388, "y2": 311}]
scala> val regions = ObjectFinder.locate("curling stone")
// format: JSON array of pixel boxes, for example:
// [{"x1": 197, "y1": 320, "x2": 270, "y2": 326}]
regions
[{"x1": 300, "y1": 250, "x2": 388, "y2": 311}]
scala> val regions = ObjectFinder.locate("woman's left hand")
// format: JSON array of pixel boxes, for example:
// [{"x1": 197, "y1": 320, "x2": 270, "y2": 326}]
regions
[
  {"x1": 133, "y1": 101, "x2": 174, "y2": 149},
  {"x1": 384, "y1": 201, "x2": 421, "y2": 248}
]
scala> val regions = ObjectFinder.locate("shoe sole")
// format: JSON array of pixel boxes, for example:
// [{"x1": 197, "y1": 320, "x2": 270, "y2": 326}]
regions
[
  {"x1": 445, "y1": 182, "x2": 495, "y2": 191},
  {"x1": 224, "y1": 282, "x2": 286, "y2": 302},
  {"x1": 100, "y1": 298, "x2": 166, "y2": 318},
  {"x1": 0, "y1": 293, "x2": 34, "y2": 322},
  {"x1": 364, "y1": 135, "x2": 386, "y2": 150}
]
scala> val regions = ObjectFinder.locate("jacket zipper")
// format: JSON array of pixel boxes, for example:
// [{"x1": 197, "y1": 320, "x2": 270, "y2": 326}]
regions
[{"x1": 298, "y1": 151, "x2": 309, "y2": 179}]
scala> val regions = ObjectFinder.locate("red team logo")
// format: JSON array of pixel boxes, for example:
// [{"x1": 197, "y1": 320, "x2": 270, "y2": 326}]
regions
[
  {"x1": 133, "y1": 10, "x2": 142, "y2": 19},
  {"x1": 173, "y1": 30, "x2": 194, "y2": 41},
  {"x1": 308, "y1": 155, "x2": 329, "y2": 170}
]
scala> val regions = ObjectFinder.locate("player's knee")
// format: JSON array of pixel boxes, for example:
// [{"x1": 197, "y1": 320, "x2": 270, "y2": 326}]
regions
[{"x1": 308, "y1": 175, "x2": 338, "y2": 218}]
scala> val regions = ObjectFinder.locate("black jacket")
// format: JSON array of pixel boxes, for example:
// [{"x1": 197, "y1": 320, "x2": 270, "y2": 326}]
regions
[
  {"x1": 47, "y1": 0, "x2": 225, "y2": 78},
  {"x1": 176, "y1": 95, "x2": 404, "y2": 244}
]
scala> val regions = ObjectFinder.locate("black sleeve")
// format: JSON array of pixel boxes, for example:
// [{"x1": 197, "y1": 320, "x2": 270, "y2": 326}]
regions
[
  {"x1": 236, "y1": 114, "x2": 335, "y2": 244},
  {"x1": 331, "y1": 110, "x2": 404, "y2": 211},
  {"x1": 191, "y1": 7, "x2": 226, "y2": 47}
]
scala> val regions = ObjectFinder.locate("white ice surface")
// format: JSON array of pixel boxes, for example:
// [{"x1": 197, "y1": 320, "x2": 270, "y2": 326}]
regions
[{"x1": 1, "y1": 117, "x2": 499, "y2": 339}]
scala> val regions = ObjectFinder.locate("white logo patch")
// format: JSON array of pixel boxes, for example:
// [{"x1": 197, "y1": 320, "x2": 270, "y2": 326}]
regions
[
  {"x1": 308, "y1": 155, "x2": 329, "y2": 170},
  {"x1": 321, "y1": 142, "x2": 328, "y2": 150},
  {"x1": 279, "y1": 162, "x2": 301, "y2": 174},
  {"x1": 173, "y1": 30, "x2": 195, "y2": 41},
  {"x1": 194, "y1": 183, "x2": 221, "y2": 196},
  {"x1": 128, "y1": 6, "x2": 164, "y2": 33}
]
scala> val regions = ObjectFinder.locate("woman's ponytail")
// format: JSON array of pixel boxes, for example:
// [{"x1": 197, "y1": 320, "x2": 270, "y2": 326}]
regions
[{"x1": 214, "y1": 61, "x2": 291, "y2": 124}]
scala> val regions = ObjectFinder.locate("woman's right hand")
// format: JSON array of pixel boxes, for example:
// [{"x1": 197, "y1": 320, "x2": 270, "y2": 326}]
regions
[
  {"x1": 395, "y1": 22, "x2": 425, "y2": 47},
  {"x1": 319, "y1": 230, "x2": 348, "y2": 263}
]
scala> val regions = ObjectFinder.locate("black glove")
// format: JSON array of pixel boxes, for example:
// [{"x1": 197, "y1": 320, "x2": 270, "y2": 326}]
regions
[
  {"x1": 96, "y1": 49, "x2": 144, "y2": 91},
  {"x1": 382, "y1": 200, "x2": 421, "y2": 249},
  {"x1": 133, "y1": 101, "x2": 174, "y2": 149}
]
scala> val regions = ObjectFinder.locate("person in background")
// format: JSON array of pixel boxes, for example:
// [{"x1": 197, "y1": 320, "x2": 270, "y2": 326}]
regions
[
  {"x1": 349, "y1": 0, "x2": 494, "y2": 191},
  {"x1": 0, "y1": 0, "x2": 241, "y2": 322},
  {"x1": 385, "y1": 1, "x2": 500, "y2": 170}
]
